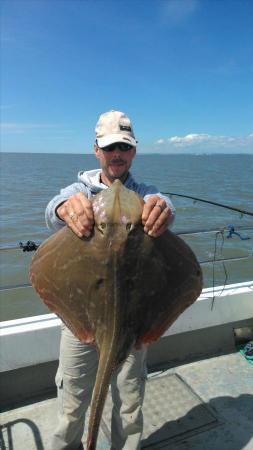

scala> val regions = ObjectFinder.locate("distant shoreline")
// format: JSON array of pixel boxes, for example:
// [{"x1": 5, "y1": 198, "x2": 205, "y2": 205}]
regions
[{"x1": 1, "y1": 151, "x2": 253, "y2": 156}]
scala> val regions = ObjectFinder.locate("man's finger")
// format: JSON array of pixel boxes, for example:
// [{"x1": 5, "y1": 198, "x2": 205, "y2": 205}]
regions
[
  {"x1": 57, "y1": 203, "x2": 68, "y2": 221},
  {"x1": 61, "y1": 193, "x2": 93, "y2": 228},
  {"x1": 143, "y1": 202, "x2": 167, "y2": 232},
  {"x1": 75, "y1": 193, "x2": 94, "y2": 222},
  {"x1": 64, "y1": 216, "x2": 84, "y2": 238},
  {"x1": 142, "y1": 197, "x2": 167, "y2": 226},
  {"x1": 147, "y1": 207, "x2": 170, "y2": 234},
  {"x1": 143, "y1": 208, "x2": 161, "y2": 232},
  {"x1": 66, "y1": 201, "x2": 93, "y2": 230},
  {"x1": 57, "y1": 193, "x2": 94, "y2": 237},
  {"x1": 148, "y1": 218, "x2": 169, "y2": 238},
  {"x1": 142, "y1": 196, "x2": 159, "y2": 224}
]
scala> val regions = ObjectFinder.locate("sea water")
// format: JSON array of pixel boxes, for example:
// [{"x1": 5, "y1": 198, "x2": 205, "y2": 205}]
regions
[{"x1": 0, "y1": 153, "x2": 252, "y2": 320}]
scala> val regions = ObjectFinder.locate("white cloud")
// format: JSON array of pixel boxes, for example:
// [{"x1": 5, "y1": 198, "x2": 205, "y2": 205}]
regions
[
  {"x1": 155, "y1": 132, "x2": 253, "y2": 153},
  {"x1": 169, "y1": 133, "x2": 212, "y2": 145},
  {"x1": 169, "y1": 133, "x2": 252, "y2": 147},
  {"x1": 168, "y1": 133, "x2": 213, "y2": 145}
]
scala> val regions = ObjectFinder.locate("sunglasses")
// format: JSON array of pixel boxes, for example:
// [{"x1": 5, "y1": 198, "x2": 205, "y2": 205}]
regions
[{"x1": 99, "y1": 143, "x2": 134, "y2": 152}]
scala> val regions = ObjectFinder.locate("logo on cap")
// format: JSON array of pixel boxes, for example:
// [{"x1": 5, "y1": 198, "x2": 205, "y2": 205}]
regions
[{"x1": 120, "y1": 125, "x2": 132, "y2": 132}]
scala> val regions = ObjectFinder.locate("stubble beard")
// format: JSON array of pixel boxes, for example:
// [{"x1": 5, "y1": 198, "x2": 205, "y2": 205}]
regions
[
  {"x1": 106, "y1": 160, "x2": 130, "y2": 183},
  {"x1": 107, "y1": 169, "x2": 129, "y2": 183}
]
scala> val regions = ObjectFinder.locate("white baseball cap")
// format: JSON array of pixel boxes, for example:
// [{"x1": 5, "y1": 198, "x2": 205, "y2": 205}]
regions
[{"x1": 95, "y1": 110, "x2": 137, "y2": 148}]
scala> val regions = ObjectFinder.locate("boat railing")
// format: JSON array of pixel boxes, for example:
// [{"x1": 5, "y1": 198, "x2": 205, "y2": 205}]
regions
[
  {"x1": 0, "y1": 226, "x2": 252, "y2": 374},
  {"x1": 0, "y1": 225, "x2": 252, "y2": 293}
]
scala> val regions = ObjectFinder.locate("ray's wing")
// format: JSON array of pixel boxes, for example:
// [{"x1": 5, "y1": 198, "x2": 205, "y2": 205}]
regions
[
  {"x1": 117, "y1": 228, "x2": 202, "y2": 348},
  {"x1": 30, "y1": 226, "x2": 111, "y2": 342}
]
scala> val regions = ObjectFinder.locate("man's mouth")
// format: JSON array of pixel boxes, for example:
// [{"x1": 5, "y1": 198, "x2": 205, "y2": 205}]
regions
[{"x1": 109, "y1": 159, "x2": 125, "y2": 166}]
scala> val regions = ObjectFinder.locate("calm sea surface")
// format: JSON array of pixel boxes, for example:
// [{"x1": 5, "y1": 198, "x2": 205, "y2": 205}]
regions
[{"x1": 0, "y1": 153, "x2": 252, "y2": 320}]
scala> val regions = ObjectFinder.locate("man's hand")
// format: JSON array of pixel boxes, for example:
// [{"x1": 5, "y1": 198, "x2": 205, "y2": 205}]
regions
[
  {"x1": 142, "y1": 195, "x2": 174, "y2": 237},
  {"x1": 56, "y1": 193, "x2": 94, "y2": 238}
]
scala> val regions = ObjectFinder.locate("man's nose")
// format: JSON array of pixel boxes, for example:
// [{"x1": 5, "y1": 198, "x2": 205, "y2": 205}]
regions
[{"x1": 112, "y1": 147, "x2": 122, "y2": 155}]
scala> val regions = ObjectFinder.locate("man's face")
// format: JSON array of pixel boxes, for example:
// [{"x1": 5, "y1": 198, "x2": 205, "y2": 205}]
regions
[{"x1": 94, "y1": 143, "x2": 136, "y2": 185}]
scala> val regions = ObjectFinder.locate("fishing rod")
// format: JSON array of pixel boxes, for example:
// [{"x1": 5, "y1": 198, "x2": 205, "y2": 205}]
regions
[
  {"x1": 176, "y1": 225, "x2": 252, "y2": 237},
  {"x1": 162, "y1": 191, "x2": 253, "y2": 217},
  {"x1": 0, "y1": 254, "x2": 251, "y2": 292},
  {"x1": 0, "y1": 224, "x2": 252, "y2": 252},
  {"x1": 1, "y1": 194, "x2": 251, "y2": 253}
]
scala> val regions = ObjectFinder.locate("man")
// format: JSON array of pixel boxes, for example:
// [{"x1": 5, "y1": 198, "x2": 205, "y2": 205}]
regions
[{"x1": 46, "y1": 110, "x2": 175, "y2": 450}]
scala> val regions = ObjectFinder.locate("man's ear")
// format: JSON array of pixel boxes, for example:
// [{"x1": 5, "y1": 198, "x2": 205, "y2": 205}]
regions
[{"x1": 94, "y1": 144, "x2": 100, "y2": 159}]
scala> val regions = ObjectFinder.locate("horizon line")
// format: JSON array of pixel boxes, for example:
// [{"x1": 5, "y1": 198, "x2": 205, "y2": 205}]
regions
[{"x1": 1, "y1": 151, "x2": 253, "y2": 156}]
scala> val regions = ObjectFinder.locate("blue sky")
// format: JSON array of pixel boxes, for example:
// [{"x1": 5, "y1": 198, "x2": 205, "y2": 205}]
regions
[{"x1": 1, "y1": 0, "x2": 253, "y2": 154}]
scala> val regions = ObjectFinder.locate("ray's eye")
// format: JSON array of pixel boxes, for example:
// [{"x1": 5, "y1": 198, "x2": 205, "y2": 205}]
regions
[
  {"x1": 126, "y1": 223, "x2": 132, "y2": 231},
  {"x1": 98, "y1": 222, "x2": 106, "y2": 234}
]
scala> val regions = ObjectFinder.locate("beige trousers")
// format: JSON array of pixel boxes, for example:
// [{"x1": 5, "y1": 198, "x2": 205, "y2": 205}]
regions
[{"x1": 50, "y1": 324, "x2": 147, "y2": 450}]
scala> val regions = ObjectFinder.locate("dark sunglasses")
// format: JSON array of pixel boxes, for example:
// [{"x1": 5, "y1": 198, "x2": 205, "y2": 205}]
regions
[{"x1": 99, "y1": 142, "x2": 134, "y2": 152}]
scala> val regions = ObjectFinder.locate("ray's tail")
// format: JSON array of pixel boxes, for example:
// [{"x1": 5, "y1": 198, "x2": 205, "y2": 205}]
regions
[{"x1": 86, "y1": 340, "x2": 117, "y2": 450}]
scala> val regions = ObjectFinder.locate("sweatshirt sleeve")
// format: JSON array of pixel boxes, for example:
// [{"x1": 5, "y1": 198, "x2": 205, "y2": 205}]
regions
[{"x1": 45, "y1": 183, "x2": 90, "y2": 231}]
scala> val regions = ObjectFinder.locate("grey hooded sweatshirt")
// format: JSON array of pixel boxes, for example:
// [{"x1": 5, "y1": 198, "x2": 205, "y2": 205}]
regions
[{"x1": 45, "y1": 169, "x2": 175, "y2": 231}]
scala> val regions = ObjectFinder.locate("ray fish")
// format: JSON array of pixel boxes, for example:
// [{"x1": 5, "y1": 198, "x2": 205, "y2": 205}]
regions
[{"x1": 30, "y1": 180, "x2": 202, "y2": 450}]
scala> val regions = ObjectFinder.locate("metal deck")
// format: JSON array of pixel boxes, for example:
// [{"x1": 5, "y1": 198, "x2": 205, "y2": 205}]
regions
[
  {"x1": 102, "y1": 373, "x2": 219, "y2": 448},
  {"x1": 1, "y1": 351, "x2": 253, "y2": 450}
]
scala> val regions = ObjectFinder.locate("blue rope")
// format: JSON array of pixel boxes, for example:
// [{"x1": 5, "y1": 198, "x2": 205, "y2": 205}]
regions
[
  {"x1": 244, "y1": 341, "x2": 253, "y2": 360},
  {"x1": 226, "y1": 225, "x2": 250, "y2": 240}
]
